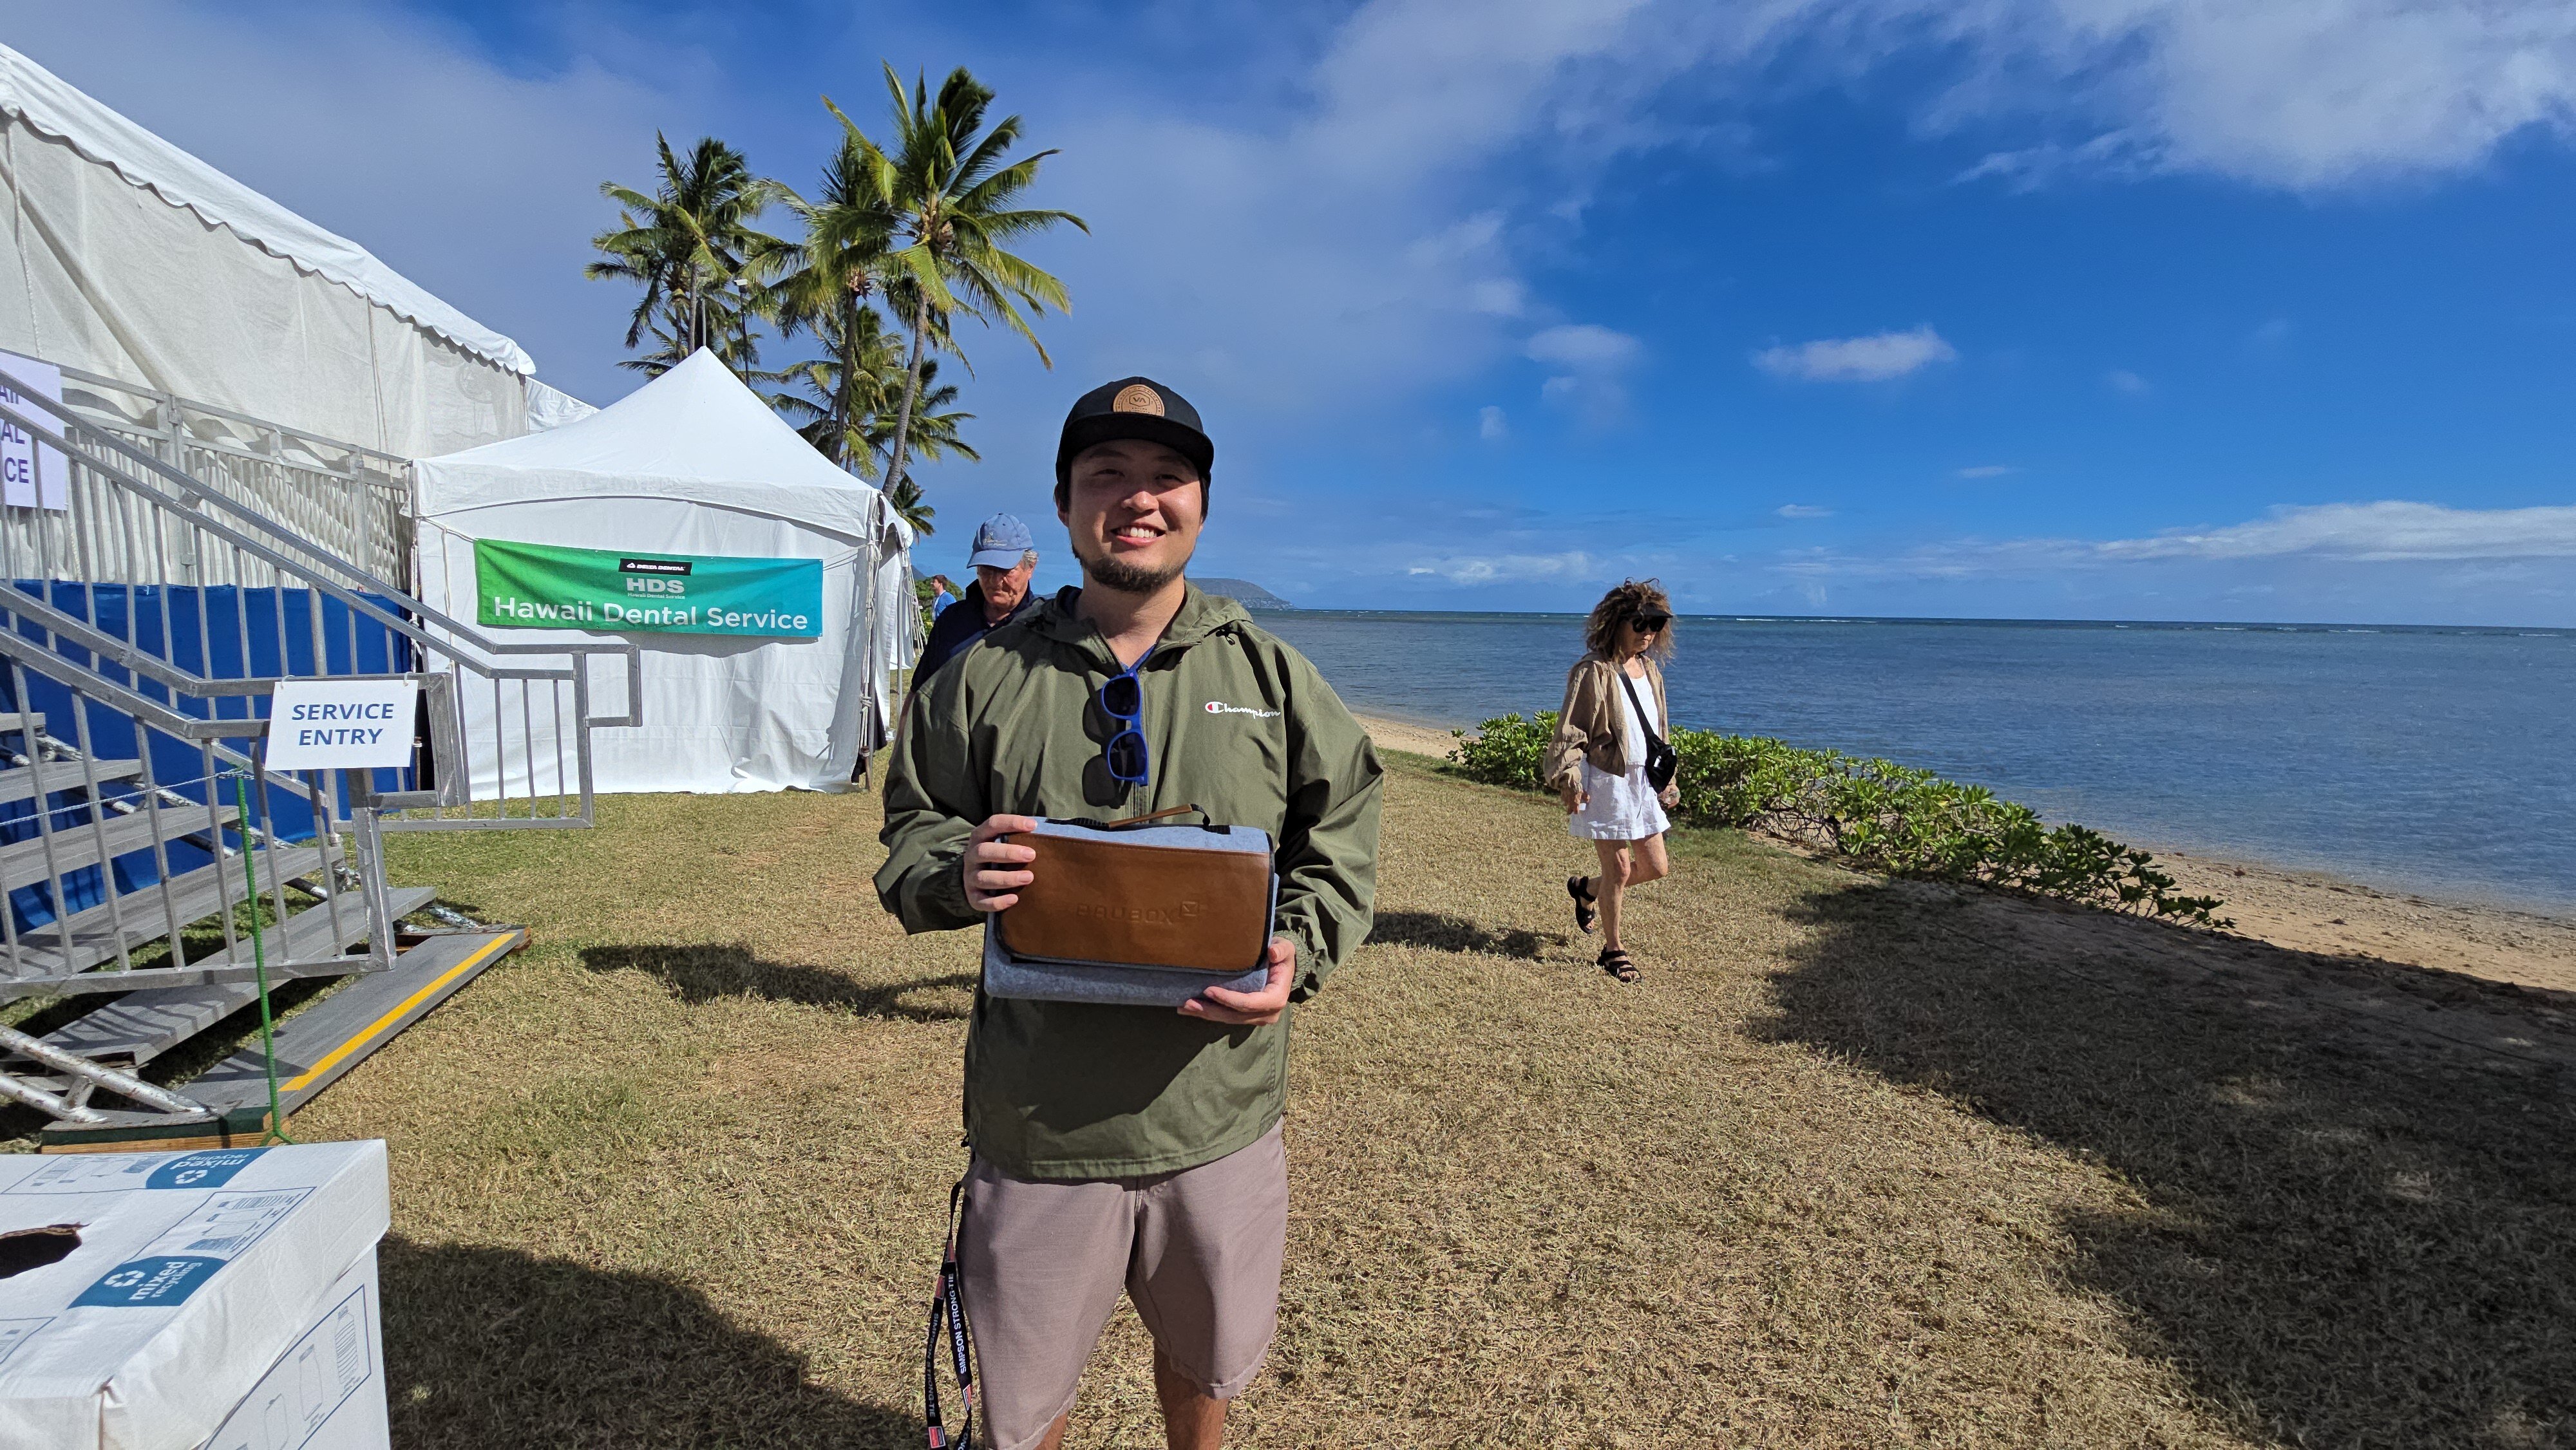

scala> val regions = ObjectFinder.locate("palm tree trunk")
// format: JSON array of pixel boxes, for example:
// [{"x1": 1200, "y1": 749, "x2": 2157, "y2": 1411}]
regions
[
  {"x1": 835, "y1": 292, "x2": 862, "y2": 469},
  {"x1": 882, "y1": 290, "x2": 931, "y2": 496}
]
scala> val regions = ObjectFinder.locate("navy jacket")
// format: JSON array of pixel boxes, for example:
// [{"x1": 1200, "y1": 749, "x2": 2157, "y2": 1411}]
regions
[{"x1": 916, "y1": 582, "x2": 1041, "y2": 683}]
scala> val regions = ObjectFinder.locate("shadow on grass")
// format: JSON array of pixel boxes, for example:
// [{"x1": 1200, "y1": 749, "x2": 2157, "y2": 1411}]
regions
[
  {"x1": 1367, "y1": 910, "x2": 1564, "y2": 961},
  {"x1": 1760, "y1": 880, "x2": 2576, "y2": 1447},
  {"x1": 580, "y1": 943, "x2": 972, "y2": 1022},
  {"x1": 383, "y1": 1236, "x2": 918, "y2": 1449}
]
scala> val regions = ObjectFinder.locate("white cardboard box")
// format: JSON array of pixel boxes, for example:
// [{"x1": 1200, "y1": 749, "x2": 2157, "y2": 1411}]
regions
[{"x1": 0, "y1": 1141, "x2": 392, "y2": 1450}]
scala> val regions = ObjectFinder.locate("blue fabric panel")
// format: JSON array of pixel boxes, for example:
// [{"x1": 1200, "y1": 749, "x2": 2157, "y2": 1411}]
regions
[{"x1": 0, "y1": 582, "x2": 413, "y2": 937}]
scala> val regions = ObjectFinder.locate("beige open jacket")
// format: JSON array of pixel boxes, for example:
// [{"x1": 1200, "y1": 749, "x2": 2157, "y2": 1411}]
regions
[{"x1": 1542, "y1": 652, "x2": 1670, "y2": 792}]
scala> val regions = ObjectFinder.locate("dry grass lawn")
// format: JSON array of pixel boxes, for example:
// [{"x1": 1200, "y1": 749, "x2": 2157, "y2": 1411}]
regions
[{"x1": 39, "y1": 750, "x2": 2575, "y2": 1447}]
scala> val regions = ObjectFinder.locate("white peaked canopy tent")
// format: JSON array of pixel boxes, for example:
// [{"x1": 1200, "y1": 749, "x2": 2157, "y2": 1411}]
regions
[
  {"x1": 0, "y1": 41, "x2": 538, "y2": 454},
  {"x1": 413, "y1": 350, "x2": 917, "y2": 795}
]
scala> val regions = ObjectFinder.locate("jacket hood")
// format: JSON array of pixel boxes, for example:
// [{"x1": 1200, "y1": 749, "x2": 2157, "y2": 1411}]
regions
[{"x1": 1028, "y1": 580, "x2": 1254, "y2": 663}]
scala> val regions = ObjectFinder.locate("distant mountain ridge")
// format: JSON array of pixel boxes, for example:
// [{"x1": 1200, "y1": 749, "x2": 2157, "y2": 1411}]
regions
[{"x1": 1196, "y1": 577, "x2": 1296, "y2": 610}]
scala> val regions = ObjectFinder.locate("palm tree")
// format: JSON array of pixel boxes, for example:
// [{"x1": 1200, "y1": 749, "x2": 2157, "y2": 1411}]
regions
[
  {"x1": 768, "y1": 124, "x2": 896, "y2": 453},
  {"x1": 768, "y1": 308, "x2": 978, "y2": 483},
  {"x1": 884, "y1": 475, "x2": 936, "y2": 536},
  {"x1": 618, "y1": 281, "x2": 766, "y2": 378},
  {"x1": 834, "y1": 65, "x2": 1084, "y2": 507},
  {"x1": 587, "y1": 135, "x2": 788, "y2": 377}
]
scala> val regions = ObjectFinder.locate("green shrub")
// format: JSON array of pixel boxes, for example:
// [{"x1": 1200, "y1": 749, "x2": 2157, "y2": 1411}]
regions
[
  {"x1": 1450, "y1": 711, "x2": 1557, "y2": 788},
  {"x1": 1449, "y1": 714, "x2": 2229, "y2": 928}
]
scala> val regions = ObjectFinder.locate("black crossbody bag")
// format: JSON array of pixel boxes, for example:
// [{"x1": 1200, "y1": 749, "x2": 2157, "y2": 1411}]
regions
[{"x1": 1618, "y1": 668, "x2": 1679, "y2": 792}]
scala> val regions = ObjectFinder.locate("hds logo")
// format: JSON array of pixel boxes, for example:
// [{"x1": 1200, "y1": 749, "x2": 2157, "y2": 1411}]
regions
[{"x1": 625, "y1": 576, "x2": 687, "y2": 596}]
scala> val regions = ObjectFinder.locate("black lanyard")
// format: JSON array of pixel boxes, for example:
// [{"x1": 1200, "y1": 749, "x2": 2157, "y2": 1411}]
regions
[{"x1": 924, "y1": 1171, "x2": 978, "y2": 1449}]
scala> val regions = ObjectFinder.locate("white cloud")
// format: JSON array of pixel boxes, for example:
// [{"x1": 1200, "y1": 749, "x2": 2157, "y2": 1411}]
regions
[
  {"x1": 2107, "y1": 368, "x2": 2153, "y2": 395},
  {"x1": 1754, "y1": 326, "x2": 1958, "y2": 382},
  {"x1": 1953, "y1": 129, "x2": 2159, "y2": 188},
  {"x1": 1955, "y1": 464, "x2": 2020, "y2": 478},
  {"x1": 2101, "y1": 501, "x2": 2576, "y2": 562},
  {"x1": 1527, "y1": 323, "x2": 1642, "y2": 421},
  {"x1": 1933, "y1": 0, "x2": 2576, "y2": 191},
  {"x1": 1776, "y1": 504, "x2": 1833, "y2": 518},
  {"x1": 1407, "y1": 551, "x2": 1600, "y2": 584},
  {"x1": 1479, "y1": 404, "x2": 1509, "y2": 440},
  {"x1": 1777, "y1": 501, "x2": 2576, "y2": 585},
  {"x1": 1526, "y1": 323, "x2": 1643, "y2": 370}
]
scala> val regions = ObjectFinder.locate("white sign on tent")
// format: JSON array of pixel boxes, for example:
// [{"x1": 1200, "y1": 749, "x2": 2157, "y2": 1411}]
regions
[{"x1": 0, "y1": 350, "x2": 66, "y2": 511}]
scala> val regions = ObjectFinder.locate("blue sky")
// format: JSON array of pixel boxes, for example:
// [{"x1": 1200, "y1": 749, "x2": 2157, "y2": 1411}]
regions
[{"x1": 14, "y1": 1, "x2": 2576, "y2": 623}]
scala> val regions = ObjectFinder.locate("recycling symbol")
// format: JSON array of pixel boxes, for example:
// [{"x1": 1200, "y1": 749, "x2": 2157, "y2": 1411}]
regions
[
  {"x1": 102, "y1": 1270, "x2": 146, "y2": 1289},
  {"x1": 172, "y1": 1169, "x2": 207, "y2": 1185}
]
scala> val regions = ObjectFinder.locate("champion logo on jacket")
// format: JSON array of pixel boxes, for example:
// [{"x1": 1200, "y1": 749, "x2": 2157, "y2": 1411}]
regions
[{"x1": 1204, "y1": 701, "x2": 1281, "y2": 718}]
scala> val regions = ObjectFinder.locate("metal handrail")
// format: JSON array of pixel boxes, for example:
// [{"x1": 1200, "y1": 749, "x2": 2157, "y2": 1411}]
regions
[
  {"x1": 0, "y1": 375, "x2": 641, "y2": 708},
  {"x1": 59, "y1": 363, "x2": 414, "y2": 476}
]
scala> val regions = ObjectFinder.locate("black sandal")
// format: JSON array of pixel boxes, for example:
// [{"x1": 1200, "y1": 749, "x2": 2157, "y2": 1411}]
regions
[
  {"x1": 1567, "y1": 876, "x2": 1596, "y2": 934},
  {"x1": 1598, "y1": 948, "x2": 1639, "y2": 983}
]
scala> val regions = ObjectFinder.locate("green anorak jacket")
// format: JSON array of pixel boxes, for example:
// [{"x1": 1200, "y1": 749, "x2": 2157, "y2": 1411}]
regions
[{"x1": 876, "y1": 583, "x2": 1383, "y2": 1179}]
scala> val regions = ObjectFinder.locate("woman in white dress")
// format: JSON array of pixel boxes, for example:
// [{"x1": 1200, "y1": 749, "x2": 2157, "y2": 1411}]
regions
[{"x1": 1542, "y1": 581, "x2": 1681, "y2": 982}]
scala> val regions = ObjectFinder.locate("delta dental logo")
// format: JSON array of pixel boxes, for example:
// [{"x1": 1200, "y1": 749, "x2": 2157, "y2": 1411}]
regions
[
  {"x1": 620, "y1": 556, "x2": 692, "y2": 596},
  {"x1": 1204, "y1": 701, "x2": 1280, "y2": 718}
]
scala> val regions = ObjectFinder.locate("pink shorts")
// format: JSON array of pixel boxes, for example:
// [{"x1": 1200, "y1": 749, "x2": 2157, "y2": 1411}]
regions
[{"x1": 957, "y1": 1123, "x2": 1289, "y2": 1450}]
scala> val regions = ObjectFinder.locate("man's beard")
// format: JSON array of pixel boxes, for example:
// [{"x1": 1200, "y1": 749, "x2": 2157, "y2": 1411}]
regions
[{"x1": 1076, "y1": 538, "x2": 1186, "y2": 596}]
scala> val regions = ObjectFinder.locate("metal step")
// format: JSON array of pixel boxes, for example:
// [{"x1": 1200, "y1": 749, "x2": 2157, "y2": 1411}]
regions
[
  {"x1": 6, "y1": 844, "x2": 325, "y2": 983},
  {"x1": 0, "y1": 801, "x2": 241, "y2": 881},
  {"x1": 0, "y1": 713, "x2": 44, "y2": 737},
  {"x1": 16, "y1": 886, "x2": 436, "y2": 1069},
  {"x1": 0, "y1": 757, "x2": 143, "y2": 807},
  {"x1": 37, "y1": 927, "x2": 526, "y2": 1152}
]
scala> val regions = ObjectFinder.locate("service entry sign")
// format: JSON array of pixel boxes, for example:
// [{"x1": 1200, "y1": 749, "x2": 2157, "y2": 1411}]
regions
[
  {"x1": 265, "y1": 679, "x2": 421, "y2": 771},
  {"x1": 472, "y1": 538, "x2": 824, "y2": 639},
  {"x1": 0, "y1": 350, "x2": 67, "y2": 511}
]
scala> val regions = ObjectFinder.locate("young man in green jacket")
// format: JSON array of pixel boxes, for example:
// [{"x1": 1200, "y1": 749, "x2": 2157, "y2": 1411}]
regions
[{"x1": 876, "y1": 376, "x2": 1382, "y2": 1450}]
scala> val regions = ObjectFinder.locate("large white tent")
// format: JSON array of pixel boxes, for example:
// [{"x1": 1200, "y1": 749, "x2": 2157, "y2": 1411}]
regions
[
  {"x1": 414, "y1": 349, "x2": 916, "y2": 795},
  {"x1": 0, "y1": 42, "x2": 536, "y2": 455}
]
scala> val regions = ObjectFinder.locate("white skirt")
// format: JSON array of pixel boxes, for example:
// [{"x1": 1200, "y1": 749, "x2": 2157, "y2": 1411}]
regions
[{"x1": 1568, "y1": 758, "x2": 1669, "y2": 842}]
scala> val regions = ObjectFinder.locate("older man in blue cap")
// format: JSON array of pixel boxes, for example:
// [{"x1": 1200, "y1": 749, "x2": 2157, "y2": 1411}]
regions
[{"x1": 916, "y1": 513, "x2": 1043, "y2": 683}]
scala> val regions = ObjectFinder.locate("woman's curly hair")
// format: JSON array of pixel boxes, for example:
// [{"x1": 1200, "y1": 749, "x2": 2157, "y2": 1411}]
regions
[{"x1": 1582, "y1": 579, "x2": 1675, "y2": 661}]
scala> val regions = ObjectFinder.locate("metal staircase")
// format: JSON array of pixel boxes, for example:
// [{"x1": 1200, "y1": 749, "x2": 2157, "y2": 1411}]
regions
[{"x1": 0, "y1": 362, "x2": 637, "y2": 1149}]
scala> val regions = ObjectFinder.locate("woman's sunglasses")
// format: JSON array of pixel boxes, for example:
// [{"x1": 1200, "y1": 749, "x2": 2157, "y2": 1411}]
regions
[
  {"x1": 1097, "y1": 651, "x2": 1156, "y2": 786},
  {"x1": 1631, "y1": 612, "x2": 1671, "y2": 633}
]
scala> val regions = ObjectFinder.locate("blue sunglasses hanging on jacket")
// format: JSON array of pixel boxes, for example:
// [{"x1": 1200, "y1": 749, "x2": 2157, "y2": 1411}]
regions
[{"x1": 1097, "y1": 644, "x2": 1157, "y2": 787}]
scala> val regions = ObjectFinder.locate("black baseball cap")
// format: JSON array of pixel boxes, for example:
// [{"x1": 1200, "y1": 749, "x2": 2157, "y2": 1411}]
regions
[{"x1": 1055, "y1": 377, "x2": 1214, "y2": 488}]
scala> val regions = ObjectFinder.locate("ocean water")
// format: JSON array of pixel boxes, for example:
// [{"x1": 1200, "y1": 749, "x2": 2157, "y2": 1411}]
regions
[{"x1": 1254, "y1": 612, "x2": 2576, "y2": 916}]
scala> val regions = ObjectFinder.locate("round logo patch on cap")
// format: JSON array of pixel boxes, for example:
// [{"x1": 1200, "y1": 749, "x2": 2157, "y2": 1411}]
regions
[{"x1": 1112, "y1": 383, "x2": 1166, "y2": 417}]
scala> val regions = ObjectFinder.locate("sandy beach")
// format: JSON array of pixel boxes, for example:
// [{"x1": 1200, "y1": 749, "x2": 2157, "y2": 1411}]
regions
[{"x1": 1354, "y1": 713, "x2": 2576, "y2": 996}]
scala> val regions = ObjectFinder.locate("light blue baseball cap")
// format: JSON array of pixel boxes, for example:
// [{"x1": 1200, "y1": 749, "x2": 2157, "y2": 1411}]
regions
[{"x1": 968, "y1": 513, "x2": 1035, "y2": 570}]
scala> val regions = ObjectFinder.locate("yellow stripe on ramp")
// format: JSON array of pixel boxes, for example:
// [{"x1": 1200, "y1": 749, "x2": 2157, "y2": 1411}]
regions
[{"x1": 281, "y1": 933, "x2": 518, "y2": 1093}]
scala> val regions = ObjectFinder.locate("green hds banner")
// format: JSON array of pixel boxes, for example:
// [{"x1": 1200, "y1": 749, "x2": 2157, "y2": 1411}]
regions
[{"x1": 474, "y1": 538, "x2": 824, "y2": 638}]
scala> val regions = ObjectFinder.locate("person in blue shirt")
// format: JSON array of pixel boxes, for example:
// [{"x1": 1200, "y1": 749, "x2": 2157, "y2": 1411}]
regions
[
  {"x1": 927, "y1": 575, "x2": 959, "y2": 617},
  {"x1": 916, "y1": 514, "x2": 1043, "y2": 683}
]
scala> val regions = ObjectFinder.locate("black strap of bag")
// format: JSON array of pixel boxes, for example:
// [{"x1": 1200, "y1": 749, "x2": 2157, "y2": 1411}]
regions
[
  {"x1": 1617, "y1": 668, "x2": 1680, "y2": 792},
  {"x1": 923, "y1": 1171, "x2": 978, "y2": 1450}
]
